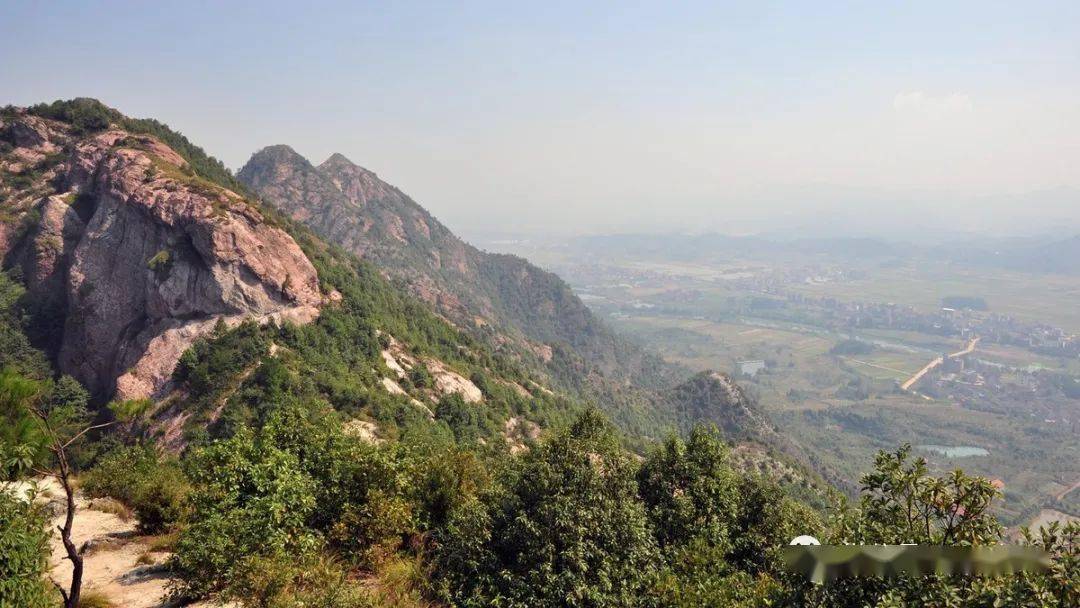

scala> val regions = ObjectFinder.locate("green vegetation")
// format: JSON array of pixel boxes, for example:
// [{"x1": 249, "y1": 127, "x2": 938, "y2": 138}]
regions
[
  {"x1": 165, "y1": 234, "x2": 582, "y2": 448},
  {"x1": 942, "y1": 295, "x2": 989, "y2": 310},
  {"x1": 81, "y1": 445, "x2": 190, "y2": 534},
  {"x1": 0, "y1": 366, "x2": 113, "y2": 608},
  {"x1": 640, "y1": 428, "x2": 816, "y2": 606},
  {"x1": 0, "y1": 491, "x2": 53, "y2": 608},
  {"x1": 830, "y1": 337, "x2": 875, "y2": 356},
  {"x1": 2, "y1": 345, "x2": 1078, "y2": 607},
  {"x1": 26, "y1": 98, "x2": 246, "y2": 194},
  {"x1": 134, "y1": 403, "x2": 1080, "y2": 606},
  {"x1": 434, "y1": 409, "x2": 658, "y2": 606},
  {"x1": 0, "y1": 272, "x2": 51, "y2": 380},
  {"x1": 146, "y1": 249, "x2": 171, "y2": 274}
]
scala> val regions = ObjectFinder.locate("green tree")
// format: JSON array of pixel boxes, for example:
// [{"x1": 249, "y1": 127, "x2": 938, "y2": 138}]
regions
[
  {"x1": 434, "y1": 408, "x2": 659, "y2": 607},
  {"x1": 169, "y1": 429, "x2": 319, "y2": 600},
  {"x1": 0, "y1": 368, "x2": 111, "y2": 608},
  {"x1": 0, "y1": 490, "x2": 53, "y2": 607},
  {"x1": 804, "y1": 444, "x2": 1068, "y2": 607},
  {"x1": 639, "y1": 427, "x2": 818, "y2": 607},
  {"x1": 835, "y1": 444, "x2": 1002, "y2": 546},
  {"x1": 638, "y1": 427, "x2": 740, "y2": 554}
]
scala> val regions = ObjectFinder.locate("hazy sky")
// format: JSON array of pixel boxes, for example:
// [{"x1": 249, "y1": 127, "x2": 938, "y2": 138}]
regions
[{"x1": 3, "y1": 1, "x2": 1079, "y2": 238}]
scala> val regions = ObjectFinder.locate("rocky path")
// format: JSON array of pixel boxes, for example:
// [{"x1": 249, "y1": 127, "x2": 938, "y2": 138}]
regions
[
  {"x1": 47, "y1": 489, "x2": 173, "y2": 607},
  {"x1": 41, "y1": 481, "x2": 227, "y2": 607}
]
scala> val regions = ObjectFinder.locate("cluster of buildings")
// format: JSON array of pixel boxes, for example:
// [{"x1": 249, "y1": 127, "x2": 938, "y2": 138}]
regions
[
  {"x1": 921, "y1": 357, "x2": 1077, "y2": 431},
  {"x1": 773, "y1": 293, "x2": 1080, "y2": 359}
]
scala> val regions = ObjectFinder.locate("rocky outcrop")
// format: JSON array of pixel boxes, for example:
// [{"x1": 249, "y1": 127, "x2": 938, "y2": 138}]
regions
[
  {"x1": 379, "y1": 333, "x2": 483, "y2": 404},
  {"x1": 1, "y1": 109, "x2": 323, "y2": 399}
]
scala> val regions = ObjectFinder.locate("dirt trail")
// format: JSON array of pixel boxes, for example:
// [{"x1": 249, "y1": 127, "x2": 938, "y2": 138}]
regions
[
  {"x1": 47, "y1": 489, "x2": 172, "y2": 607},
  {"x1": 40, "y1": 481, "x2": 228, "y2": 608},
  {"x1": 901, "y1": 336, "x2": 979, "y2": 391},
  {"x1": 1054, "y1": 476, "x2": 1080, "y2": 501}
]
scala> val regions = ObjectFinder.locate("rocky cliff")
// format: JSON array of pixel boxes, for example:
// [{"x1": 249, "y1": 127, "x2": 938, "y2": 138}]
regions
[
  {"x1": 0, "y1": 103, "x2": 323, "y2": 399},
  {"x1": 238, "y1": 146, "x2": 672, "y2": 389}
]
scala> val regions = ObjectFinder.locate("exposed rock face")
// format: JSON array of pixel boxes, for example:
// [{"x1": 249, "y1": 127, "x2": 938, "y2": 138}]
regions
[
  {"x1": 1, "y1": 110, "x2": 322, "y2": 399},
  {"x1": 239, "y1": 146, "x2": 670, "y2": 387},
  {"x1": 378, "y1": 333, "x2": 483, "y2": 404}
]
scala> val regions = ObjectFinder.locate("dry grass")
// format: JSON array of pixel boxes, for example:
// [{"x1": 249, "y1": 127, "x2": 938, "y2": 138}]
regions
[
  {"x1": 135, "y1": 552, "x2": 156, "y2": 566},
  {"x1": 362, "y1": 554, "x2": 435, "y2": 608},
  {"x1": 87, "y1": 497, "x2": 133, "y2": 522},
  {"x1": 144, "y1": 531, "x2": 178, "y2": 553},
  {"x1": 77, "y1": 589, "x2": 115, "y2": 608}
]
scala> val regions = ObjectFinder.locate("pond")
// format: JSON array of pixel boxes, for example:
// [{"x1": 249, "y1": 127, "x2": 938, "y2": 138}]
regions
[{"x1": 917, "y1": 445, "x2": 989, "y2": 458}]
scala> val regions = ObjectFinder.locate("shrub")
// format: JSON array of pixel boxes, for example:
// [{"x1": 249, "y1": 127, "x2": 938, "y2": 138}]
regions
[
  {"x1": 146, "y1": 250, "x2": 171, "y2": 274},
  {"x1": 408, "y1": 363, "x2": 433, "y2": 389},
  {"x1": 81, "y1": 445, "x2": 157, "y2": 504},
  {"x1": 130, "y1": 465, "x2": 191, "y2": 534},
  {"x1": 0, "y1": 491, "x2": 53, "y2": 608},
  {"x1": 81, "y1": 445, "x2": 191, "y2": 533},
  {"x1": 434, "y1": 393, "x2": 498, "y2": 443},
  {"x1": 169, "y1": 429, "x2": 319, "y2": 600}
]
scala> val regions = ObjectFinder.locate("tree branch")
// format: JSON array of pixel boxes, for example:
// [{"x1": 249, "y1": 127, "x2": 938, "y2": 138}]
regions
[{"x1": 62, "y1": 421, "x2": 115, "y2": 449}]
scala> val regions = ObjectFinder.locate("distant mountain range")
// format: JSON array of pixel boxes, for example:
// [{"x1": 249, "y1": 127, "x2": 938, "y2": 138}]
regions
[
  {"x1": 932, "y1": 235, "x2": 1080, "y2": 275},
  {"x1": 565, "y1": 231, "x2": 1080, "y2": 276},
  {"x1": 569, "y1": 233, "x2": 905, "y2": 261}
]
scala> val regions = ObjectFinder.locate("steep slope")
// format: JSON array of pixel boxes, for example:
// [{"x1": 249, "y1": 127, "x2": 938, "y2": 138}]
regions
[
  {"x1": 0, "y1": 102, "x2": 323, "y2": 399},
  {"x1": 235, "y1": 146, "x2": 832, "y2": 457},
  {"x1": 665, "y1": 371, "x2": 778, "y2": 443},
  {"x1": 238, "y1": 147, "x2": 671, "y2": 389}
]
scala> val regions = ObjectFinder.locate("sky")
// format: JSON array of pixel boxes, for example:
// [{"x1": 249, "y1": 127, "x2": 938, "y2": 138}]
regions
[{"x1": 2, "y1": 1, "x2": 1079, "y2": 239}]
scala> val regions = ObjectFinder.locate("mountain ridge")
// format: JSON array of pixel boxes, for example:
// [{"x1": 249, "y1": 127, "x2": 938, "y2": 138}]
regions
[{"x1": 238, "y1": 145, "x2": 677, "y2": 392}]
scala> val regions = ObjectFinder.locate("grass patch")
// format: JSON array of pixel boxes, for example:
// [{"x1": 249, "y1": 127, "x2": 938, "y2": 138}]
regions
[
  {"x1": 146, "y1": 249, "x2": 171, "y2": 273},
  {"x1": 88, "y1": 497, "x2": 133, "y2": 522},
  {"x1": 136, "y1": 552, "x2": 156, "y2": 566},
  {"x1": 145, "y1": 531, "x2": 178, "y2": 553},
  {"x1": 76, "y1": 590, "x2": 114, "y2": 608},
  {"x1": 364, "y1": 554, "x2": 434, "y2": 608}
]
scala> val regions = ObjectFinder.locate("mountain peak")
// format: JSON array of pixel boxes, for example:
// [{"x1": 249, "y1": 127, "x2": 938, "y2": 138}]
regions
[
  {"x1": 321, "y1": 152, "x2": 357, "y2": 169},
  {"x1": 248, "y1": 144, "x2": 309, "y2": 164}
]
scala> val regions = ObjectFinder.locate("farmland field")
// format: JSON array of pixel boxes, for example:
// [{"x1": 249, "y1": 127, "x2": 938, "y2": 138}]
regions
[{"x1": 788, "y1": 261, "x2": 1080, "y2": 334}]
